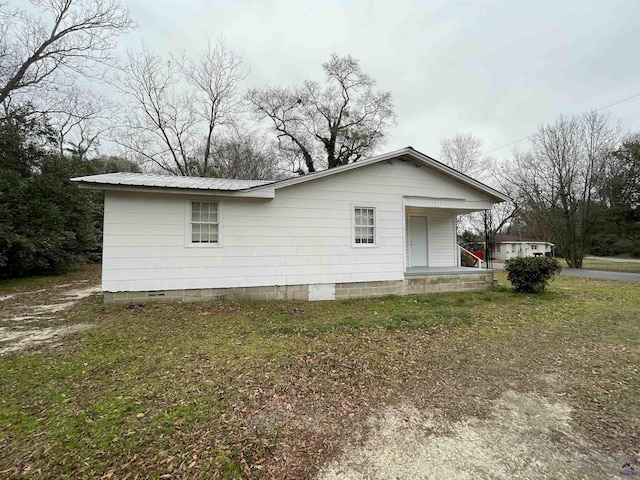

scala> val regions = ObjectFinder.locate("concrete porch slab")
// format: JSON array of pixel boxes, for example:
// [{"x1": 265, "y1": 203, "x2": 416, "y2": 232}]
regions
[{"x1": 405, "y1": 266, "x2": 494, "y2": 276}]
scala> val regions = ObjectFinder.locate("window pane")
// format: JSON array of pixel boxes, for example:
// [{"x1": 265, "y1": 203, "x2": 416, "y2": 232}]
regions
[
  {"x1": 192, "y1": 202, "x2": 200, "y2": 222},
  {"x1": 207, "y1": 204, "x2": 217, "y2": 224},
  {"x1": 201, "y1": 224, "x2": 210, "y2": 242},
  {"x1": 192, "y1": 223, "x2": 201, "y2": 243}
]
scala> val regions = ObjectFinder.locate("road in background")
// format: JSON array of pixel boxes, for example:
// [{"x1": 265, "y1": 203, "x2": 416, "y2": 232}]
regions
[{"x1": 492, "y1": 262, "x2": 640, "y2": 283}]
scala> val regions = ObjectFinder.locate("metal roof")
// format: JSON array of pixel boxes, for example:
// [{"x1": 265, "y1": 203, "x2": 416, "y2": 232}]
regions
[
  {"x1": 71, "y1": 172, "x2": 275, "y2": 191},
  {"x1": 71, "y1": 147, "x2": 510, "y2": 203}
]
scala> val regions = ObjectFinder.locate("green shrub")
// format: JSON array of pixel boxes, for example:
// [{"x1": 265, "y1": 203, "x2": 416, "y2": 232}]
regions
[
  {"x1": 460, "y1": 251, "x2": 477, "y2": 267},
  {"x1": 505, "y1": 256, "x2": 562, "y2": 293}
]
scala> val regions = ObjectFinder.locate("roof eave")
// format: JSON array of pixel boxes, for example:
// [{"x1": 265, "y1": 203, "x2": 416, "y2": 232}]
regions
[
  {"x1": 496, "y1": 240, "x2": 554, "y2": 245},
  {"x1": 73, "y1": 181, "x2": 275, "y2": 199}
]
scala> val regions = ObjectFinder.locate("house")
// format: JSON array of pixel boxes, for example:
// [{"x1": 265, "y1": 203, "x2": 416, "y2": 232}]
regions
[
  {"x1": 72, "y1": 147, "x2": 509, "y2": 304},
  {"x1": 492, "y1": 233, "x2": 554, "y2": 262}
]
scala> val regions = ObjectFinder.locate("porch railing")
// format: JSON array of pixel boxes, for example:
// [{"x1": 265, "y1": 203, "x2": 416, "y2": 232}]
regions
[{"x1": 457, "y1": 245, "x2": 485, "y2": 269}]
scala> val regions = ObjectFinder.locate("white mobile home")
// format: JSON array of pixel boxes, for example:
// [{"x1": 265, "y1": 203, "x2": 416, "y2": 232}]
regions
[
  {"x1": 492, "y1": 234, "x2": 554, "y2": 262},
  {"x1": 72, "y1": 147, "x2": 509, "y2": 303}
]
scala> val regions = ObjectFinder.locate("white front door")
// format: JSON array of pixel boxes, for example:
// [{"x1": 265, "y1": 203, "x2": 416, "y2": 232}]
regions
[{"x1": 408, "y1": 215, "x2": 428, "y2": 267}]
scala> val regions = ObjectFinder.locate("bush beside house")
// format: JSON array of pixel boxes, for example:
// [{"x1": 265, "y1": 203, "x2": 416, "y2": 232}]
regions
[{"x1": 505, "y1": 257, "x2": 561, "y2": 293}]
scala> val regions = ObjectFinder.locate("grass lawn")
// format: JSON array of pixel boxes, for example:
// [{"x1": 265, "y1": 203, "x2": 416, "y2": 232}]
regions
[{"x1": 1, "y1": 266, "x2": 639, "y2": 478}]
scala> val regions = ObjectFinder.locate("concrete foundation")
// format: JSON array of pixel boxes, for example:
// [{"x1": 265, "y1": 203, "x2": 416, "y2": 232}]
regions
[{"x1": 103, "y1": 270, "x2": 494, "y2": 304}]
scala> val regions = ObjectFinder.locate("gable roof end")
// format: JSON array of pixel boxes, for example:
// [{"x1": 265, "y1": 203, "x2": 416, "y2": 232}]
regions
[{"x1": 250, "y1": 146, "x2": 510, "y2": 203}]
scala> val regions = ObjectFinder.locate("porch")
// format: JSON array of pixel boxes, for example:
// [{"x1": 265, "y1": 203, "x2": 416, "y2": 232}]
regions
[
  {"x1": 405, "y1": 266, "x2": 493, "y2": 276},
  {"x1": 403, "y1": 200, "x2": 492, "y2": 272},
  {"x1": 401, "y1": 199, "x2": 494, "y2": 294}
]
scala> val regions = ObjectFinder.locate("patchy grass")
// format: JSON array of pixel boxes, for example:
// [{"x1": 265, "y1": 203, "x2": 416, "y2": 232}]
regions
[
  {"x1": 556, "y1": 258, "x2": 640, "y2": 273},
  {"x1": 0, "y1": 269, "x2": 639, "y2": 479}
]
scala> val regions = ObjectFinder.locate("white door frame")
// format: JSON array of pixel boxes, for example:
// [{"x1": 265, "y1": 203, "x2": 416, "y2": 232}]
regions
[{"x1": 407, "y1": 214, "x2": 429, "y2": 268}]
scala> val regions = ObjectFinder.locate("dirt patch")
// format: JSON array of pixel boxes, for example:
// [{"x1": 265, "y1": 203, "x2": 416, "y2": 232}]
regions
[
  {"x1": 63, "y1": 286, "x2": 101, "y2": 299},
  {"x1": 0, "y1": 324, "x2": 93, "y2": 355},
  {"x1": 0, "y1": 276, "x2": 100, "y2": 355},
  {"x1": 31, "y1": 302, "x2": 77, "y2": 315},
  {"x1": 316, "y1": 391, "x2": 618, "y2": 480}
]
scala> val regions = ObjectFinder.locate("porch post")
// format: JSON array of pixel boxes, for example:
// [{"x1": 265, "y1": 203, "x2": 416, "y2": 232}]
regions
[{"x1": 483, "y1": 210, "x2": 489, "y2": 269}]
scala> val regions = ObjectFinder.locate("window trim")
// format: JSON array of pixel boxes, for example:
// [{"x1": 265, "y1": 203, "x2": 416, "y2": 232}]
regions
[
  {"x1": 185, "y1": 200, "x2": 222, "y2": 248},
  {"x1": 351, "y1": 204, "x2": 378, "y2": 248}
]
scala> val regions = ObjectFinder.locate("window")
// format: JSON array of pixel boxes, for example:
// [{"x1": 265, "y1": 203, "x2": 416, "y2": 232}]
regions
[
  {"x1": 191, "y1": 202, "x2": 218, "y2": 244},
  {"x1": 531, "y1": 244, "x2": 538, "y2": 250},
  {"x1": 354, "y1": 207, "x2": 375, "y2": 245}
]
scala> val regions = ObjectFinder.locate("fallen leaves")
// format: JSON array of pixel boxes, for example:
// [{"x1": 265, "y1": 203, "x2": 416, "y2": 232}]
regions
[{"x1": 1, "y1": 270, "x2": 639, "y2": 478}]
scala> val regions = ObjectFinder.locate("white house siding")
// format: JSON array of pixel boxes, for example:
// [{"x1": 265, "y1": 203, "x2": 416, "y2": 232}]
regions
[
  {"x1": 102, "y1": 159, "x2": 491, "y2": 292},
  {"x1": 427, "y1": 210, "x2": 457, "y2": 267}
]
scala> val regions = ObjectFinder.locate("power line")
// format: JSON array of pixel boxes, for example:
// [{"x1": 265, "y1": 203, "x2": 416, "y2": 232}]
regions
[
  {"x1": 480, "y1": 91, "x2": 640, "y2": 156},
  {"x1": 594, "y1": 91, "x2": 640, "y2": 112},
  {"x1": 481, "y1": 134, "x2": 533, "y2": 156}
]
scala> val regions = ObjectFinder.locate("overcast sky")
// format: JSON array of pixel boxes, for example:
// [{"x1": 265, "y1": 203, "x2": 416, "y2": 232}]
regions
[{"x1": 121, "y1": 0, "x2": 640, "y2": 160}]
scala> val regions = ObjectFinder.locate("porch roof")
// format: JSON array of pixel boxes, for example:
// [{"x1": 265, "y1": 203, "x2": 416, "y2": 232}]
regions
[{"x1": 404, "y1": 196, "x2": 493, "y2": 211}]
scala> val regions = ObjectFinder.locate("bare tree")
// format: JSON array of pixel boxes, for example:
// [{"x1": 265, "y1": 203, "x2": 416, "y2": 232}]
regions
[
  {"x1": 439, "y1": 132, "x2": 485, "y2": 179},
  {"x1": 507, "y1": 111, "x2": 619, "y2": 267},
  {"x1": 117, "y1": 45, "x2": 197, "y2": 175},
  {"x1": 457, "y1": 199, "x2": 519, "y2": 263},
  {"x1": 0, "y1": 0, "x2": 133, "y2": 104},
  {"x1": 461, "y1": 179, "x2": 519, "y2": 242},
  {"x1": 248, "y1": 54, "x2": 396, "y2": 173},
  {"x1": 481, "y1": 158, "x2": 521, "y2": 237},
  {"x1": 209, "y1": 129, "x2": 282, "y2": 180},
  {"x1": 175, "y1": 38, "x2": 246, "y2": 175},
  {"x1": 46, "y1": 86, "x2": 114, "y2": 159},
  {"x1": 117, "y1": 40, "x2": 246, "y2": 176},
  {"x1": 441, "y1": 134, "x2": 514, "y2": 252}
]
